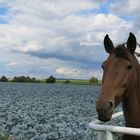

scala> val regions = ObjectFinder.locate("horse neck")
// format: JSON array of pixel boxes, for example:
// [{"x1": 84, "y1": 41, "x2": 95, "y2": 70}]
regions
[{"x1": 123, "y1": 64, "x2": 140, "y2": 128}]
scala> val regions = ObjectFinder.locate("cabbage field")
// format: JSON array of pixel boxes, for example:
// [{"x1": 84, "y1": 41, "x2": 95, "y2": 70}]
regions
[{"x1": 0, "y1": 82, "x2": 123, "y2": 140}]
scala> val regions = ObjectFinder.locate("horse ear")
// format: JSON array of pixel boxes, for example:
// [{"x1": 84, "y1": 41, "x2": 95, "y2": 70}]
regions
[
  {"x1": 127, "y1": 32, "x2": 136, "y2": 54},
  {"x1": 104, "y1": 34, "x2": 114, "y2": 54}
]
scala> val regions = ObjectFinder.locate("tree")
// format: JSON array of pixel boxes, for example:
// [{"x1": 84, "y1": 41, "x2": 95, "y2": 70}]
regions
[
  {"x1": 89, "y1": 76, "x2": 98, "y2": 84},
  {"x1": 25, "y1": 76, "x2": 31, "y2": 82},
  {"x1": 20, "y1": 76, "x2": 26, "y2": 82},
  {"x1": 12, "y1": 76, "x2": 40, "y2": 83},
  {"x1": 0, "y1": 76, "x2": 8, "y2": 82},
  {"x1": 13, "y1": 76, "x2": 25, "y2": 82},
  {"x1": 64, "y1": 80, "x2": 70, "y2": 84},
  {"x1": 46, "y1": 76, "x2": 56, "y2": 83}
]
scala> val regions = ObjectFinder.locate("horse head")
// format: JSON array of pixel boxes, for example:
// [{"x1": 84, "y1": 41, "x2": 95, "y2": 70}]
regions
[{"x1": 96, "y1": 33, "x2": 139, "y2": 122}]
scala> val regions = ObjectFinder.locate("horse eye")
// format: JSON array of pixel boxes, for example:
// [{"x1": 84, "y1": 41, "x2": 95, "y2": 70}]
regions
[
  {"x1": 101, "y1": 64, "x2": 104, "y2": 69},
  {"x1": 127, "y1": 64, "x2": 133, "y2": 70}
]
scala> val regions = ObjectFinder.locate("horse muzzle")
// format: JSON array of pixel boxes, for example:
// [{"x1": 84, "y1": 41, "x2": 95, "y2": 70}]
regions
[
  {"x1": 97, "y1": 108, "x2": 113, "y2": 122},
  {"x1": 96, "y1": 100, "x2": 114, "y2": 122}
]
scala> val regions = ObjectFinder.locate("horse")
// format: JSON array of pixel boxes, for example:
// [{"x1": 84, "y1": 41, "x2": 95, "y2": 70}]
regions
[{"x1": 96, "y1": 32, "x2": 140, "y2": 140}]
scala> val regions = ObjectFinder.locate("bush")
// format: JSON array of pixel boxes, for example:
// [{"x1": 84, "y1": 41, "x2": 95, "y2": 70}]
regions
[
  {"x1": 64, "y1": 80, "x2": 70, "y2": 84},
  {"x1": 0, "y1": 76, "x2": 8, "y2": 82},
  {"x1": 12, "y1": 76, "x2": 40, "y2": 83},
  {"x1": 89, "y1": 76, "x2": 98, "y2": 84},
  {"x1": 46, "y1": 76, "x2": 56, "y2": 83},
  {"x1": 12, "y1": 76, "x2": 25, "y2": 82}
]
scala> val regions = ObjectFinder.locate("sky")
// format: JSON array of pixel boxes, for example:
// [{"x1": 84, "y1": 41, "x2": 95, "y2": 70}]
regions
[{"x1": 0, "y1": 0, "x2": 140, "y2": 79}]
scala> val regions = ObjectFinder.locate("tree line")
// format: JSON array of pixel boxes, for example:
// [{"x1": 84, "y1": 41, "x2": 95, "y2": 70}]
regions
[
  {"x1": 0, "y1": 75, "x2": 57, "y2": 83},
  {"x1": 0, "y1": 76, "x2": 40, "y2": 83},
  {"x1": 0, "y1": 75, "x2": 99, "y2": 84},
  {"x1": 46, "y1": 76, "x2": 99, "y2": 84}
]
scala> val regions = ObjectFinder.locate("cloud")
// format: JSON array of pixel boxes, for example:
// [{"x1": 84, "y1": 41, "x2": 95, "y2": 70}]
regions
[
  {"x1": 110, "y1": 0, "x2": 140, "y2": 16},
  {"x1": 55, "y1": 66, "x2": 103, "y2": 79},
  {"x1": 109, "y1": 0, "x2": 140, "y2": 42},
  {"x1": 15, "y1": 13, "x2": 132, "y2": 68},
  {"x1": 0, "y1": 0, "x2": 139, "y2": 79},
  {"x1": 5, "y1": 0, "x2": 99, "y2": 21},
  {"x1": 55, "y1": 67, "x2": 82, "y2": 79},
  {"x1": 20, "y1": 41, "x2": 43, "y2": 52}
]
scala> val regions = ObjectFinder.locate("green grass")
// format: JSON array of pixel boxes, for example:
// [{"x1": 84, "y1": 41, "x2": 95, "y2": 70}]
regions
[
  {"x1": 56, "y1": 79, "x2": 101, "y2": 85},
  {"x1": 7, "y1": 78, "x2": 102, "y2": 85}
]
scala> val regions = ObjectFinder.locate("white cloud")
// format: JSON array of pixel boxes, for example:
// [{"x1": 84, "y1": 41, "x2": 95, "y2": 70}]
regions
[
  {"x1": 109, "y1": 0, "x2": 140, "y2": 44},
  {"x1": 20, "y1": 41, "x2": 43, "y2": 52},
  {"x1": 56, "y1": 67, "x2": 94, "y2": 79},
  {"x1": 0, "y1": 0, "x2": 139, "y2": 79},
  {"x1": 0, "y1": 0, "x2": 7, "y2": 5},
  {"x1": 56, "y1": 67, "x2": 80, "y2": 77},
  {"x1": 110, "y1": 0, "x2": 140, "y2": 16},
  {"x1": 56, "y1": 67, "x2": 65, "y2": 75},
  {"x1": 6, "y1": 0, "x2": 99, "y2": 21},
  {"x1": 8, "y1": 62, "x2": 18, "y2": 66}
]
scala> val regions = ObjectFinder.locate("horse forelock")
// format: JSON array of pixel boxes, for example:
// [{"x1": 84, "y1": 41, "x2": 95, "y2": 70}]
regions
[{"x1": 113, "y1": 44, "x2": 131, "y2": 61}]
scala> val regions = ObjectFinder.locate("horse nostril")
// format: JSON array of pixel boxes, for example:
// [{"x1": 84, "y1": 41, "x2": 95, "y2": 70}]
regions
[{"x1": 108, "y1": 101, "x2": 113, "y2": 108}]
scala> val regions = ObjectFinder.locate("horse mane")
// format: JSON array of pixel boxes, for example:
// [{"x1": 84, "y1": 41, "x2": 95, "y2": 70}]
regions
[{"x1": 114, "y1": 44, "x2": 130, "y2": 60}]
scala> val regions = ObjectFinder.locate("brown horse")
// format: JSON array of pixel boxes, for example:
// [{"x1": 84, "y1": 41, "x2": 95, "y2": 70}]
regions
[{"x1": 96, "y1": 33, "x2": 140, "y2": 140}]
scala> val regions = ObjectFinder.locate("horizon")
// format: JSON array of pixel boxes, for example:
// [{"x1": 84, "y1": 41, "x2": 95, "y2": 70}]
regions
[
  {"x1": 0, "y1": 0, "x2": 140, "y2": 79},
  {"x1": 2, "y1": 75, "x2": 93, "y2": 80}
]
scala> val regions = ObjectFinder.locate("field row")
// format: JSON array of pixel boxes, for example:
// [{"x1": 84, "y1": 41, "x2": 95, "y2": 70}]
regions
[{"x1": 0, "y1": 83, "x2": 122, "y2": 140}]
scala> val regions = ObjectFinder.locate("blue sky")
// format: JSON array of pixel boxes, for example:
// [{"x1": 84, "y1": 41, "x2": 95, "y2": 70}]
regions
[
  {"x1": 0, "y1": 0, "x2": 140, "y2": 79},
  {"x1": 0, "y1": 7, "x2": 7, "y2": 15},
  {"x1": 0, "y1": 6, "x2": 8, "y2": 23}
]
